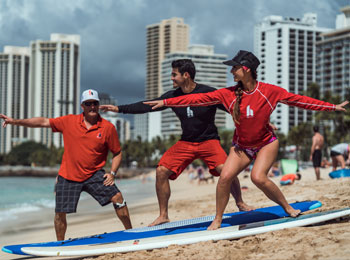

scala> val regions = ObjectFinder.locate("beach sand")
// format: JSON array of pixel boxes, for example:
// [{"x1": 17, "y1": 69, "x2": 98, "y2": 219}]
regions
[{"x1": 1, "y1": 166, "x2": 350, "y2": 260}]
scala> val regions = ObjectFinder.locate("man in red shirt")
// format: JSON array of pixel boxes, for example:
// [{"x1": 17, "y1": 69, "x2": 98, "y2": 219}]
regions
[{"x1": 0, "y1": 89, "x2": 132, "y2": 240}]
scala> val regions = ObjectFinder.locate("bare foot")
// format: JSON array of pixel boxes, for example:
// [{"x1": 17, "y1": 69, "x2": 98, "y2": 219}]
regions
[
  {"x1": 207, "y1": 218, "x2": 222, "y2": 230},
  {"x1": 286, "y1": 207, "x2": 301, "y2": 217},
  {"x1": 148, "y1": 216, "x2": 170, "y2": 227},
  {"x1": 237, "y1": 202, "x2": 255, "y2": 211}
]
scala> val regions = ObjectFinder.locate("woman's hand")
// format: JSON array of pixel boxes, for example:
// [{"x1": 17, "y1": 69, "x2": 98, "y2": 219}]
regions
[
  {"x1": 143, "y1": 100, "x2": 165, "y2": 110},
  {"x1": 335, "y1": 101, "x2": 349, "y2": 111}
]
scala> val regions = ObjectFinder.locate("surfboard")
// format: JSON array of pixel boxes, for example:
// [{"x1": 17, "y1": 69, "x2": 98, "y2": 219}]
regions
[
  {"x1": 2, "y1": 200, "x2": 321, "y2": 256},
  {"x1": 329, "y1": 168, "x2": 350, "y2": 179},
  {"x1": 21, "y1": 208, "x2": 350, "y2": 257}
]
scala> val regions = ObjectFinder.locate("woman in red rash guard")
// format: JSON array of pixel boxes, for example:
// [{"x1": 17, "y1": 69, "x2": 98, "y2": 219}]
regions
[{"x1": 145, "y1": 50, "x2": 348, "y2": 230}]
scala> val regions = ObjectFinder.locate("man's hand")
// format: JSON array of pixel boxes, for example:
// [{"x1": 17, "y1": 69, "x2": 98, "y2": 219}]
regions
[
  {"x1": 0, "y1": 114, "x2": 13, "y2": 128},
  {"x1": 100, "y1": 105, "x2": 119, "y2": 113},
  {"x1": 103, "y1": 173, "x2": 115, "y2": 186},
  {"x1": 143, "y1": 100, "x2": 165, "y2": 110}
]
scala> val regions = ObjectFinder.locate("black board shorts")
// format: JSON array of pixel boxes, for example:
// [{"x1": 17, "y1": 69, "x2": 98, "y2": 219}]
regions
[
  {"x1": 55, "y1": 170, "x2": 120, "y2": 213},
  {"x1": 312, "y1": 149, "x2": 322, "y2": 168}
]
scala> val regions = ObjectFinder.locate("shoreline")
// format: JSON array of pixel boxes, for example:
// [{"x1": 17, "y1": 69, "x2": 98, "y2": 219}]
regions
[
  {"x1": 0, "y1": 166, "x2": 154, "y2": 178},
  {"x1": 1, "y1": 166, "x2": 350, "y2": 260}
]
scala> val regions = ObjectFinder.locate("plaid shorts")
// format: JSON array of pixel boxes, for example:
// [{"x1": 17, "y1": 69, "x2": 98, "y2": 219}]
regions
[{"x1": 55, "y1": 169, "x2": 120, "y2": 213}]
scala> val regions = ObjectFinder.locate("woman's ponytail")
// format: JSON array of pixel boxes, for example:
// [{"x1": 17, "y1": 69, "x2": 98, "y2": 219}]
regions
[{"x1": 232, "y1": 81, "x2": 243, "y2": 124}]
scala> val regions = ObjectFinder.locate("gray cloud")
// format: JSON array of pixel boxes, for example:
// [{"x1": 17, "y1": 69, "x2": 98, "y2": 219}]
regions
[{"x1": 0, "y1": 0, "x2": 348, "y2": 105}]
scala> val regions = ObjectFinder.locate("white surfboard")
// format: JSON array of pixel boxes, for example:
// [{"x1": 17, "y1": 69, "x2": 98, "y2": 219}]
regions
[{"x1": 22, "y1": 208, "x2": 350, "y2": 257}]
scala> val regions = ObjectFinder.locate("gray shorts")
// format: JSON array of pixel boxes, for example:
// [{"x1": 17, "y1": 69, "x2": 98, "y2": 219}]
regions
[{"x1": 55, "y1": 169, "x2": 120, "y2": 213}]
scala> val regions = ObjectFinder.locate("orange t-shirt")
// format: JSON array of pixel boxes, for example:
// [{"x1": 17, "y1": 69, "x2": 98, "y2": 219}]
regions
[
  {"x1": 50, "y1": 114, "x2": 121, "y2": 182},
  {"x1": 280, "y1": 173, "x2": 297, "y2": 182}
]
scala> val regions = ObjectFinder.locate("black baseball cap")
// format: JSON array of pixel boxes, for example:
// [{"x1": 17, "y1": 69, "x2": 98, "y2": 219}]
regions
[{"x1": 223, "y1": 50, "x2": 260, "y2": 71}]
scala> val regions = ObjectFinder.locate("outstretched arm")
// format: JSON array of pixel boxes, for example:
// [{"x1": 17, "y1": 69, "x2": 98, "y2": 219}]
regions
[
  {"x1": 0, "y1": 114, "x2": 50, "y2": 128},
  {"x1": 101, "y1": 97, "x2": 169, "y2": 114},
  {"x1": 278, "y1": 86, "x2": 348, "y2": 112},
  {"x1": 144, "y1": 89, "x2": 224, "y2": 110}
]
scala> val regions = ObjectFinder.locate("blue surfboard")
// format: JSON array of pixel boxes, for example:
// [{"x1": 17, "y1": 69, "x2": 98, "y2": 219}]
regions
[
  {"x1": 329, "y1": 168, "x2": 350, "y2": 179},
  {"x1": 2, "y1": 200, "x2": 321, "y2": 256}
]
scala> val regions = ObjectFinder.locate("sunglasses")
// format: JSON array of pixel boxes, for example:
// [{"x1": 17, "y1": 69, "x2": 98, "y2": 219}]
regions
[{"x1": 84, "y1": 101, "x2": 99, "y2": 107}]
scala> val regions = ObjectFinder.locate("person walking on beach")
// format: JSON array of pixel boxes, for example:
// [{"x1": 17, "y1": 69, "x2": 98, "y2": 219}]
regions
[
  {"x1": 0, "y1": 89, "x2": 132, "y2": 240},
  {"x1": 310, "y1": 126, "x2": 324, "y2": 180},
  {"x1": 330, "y1": 143, "x2": 350, "y2": 171},
  {"x1": 100, "y1": 59, "x2": 253, "y2": 226},
  {"x1": 144, "y1": 50, "x2": 348, "y2": 230}
]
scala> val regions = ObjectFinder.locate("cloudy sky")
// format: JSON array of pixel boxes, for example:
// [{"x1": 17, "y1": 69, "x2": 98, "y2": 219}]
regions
[{"x1": 0, "y1": 0, "x2": 348, "y2": 106}]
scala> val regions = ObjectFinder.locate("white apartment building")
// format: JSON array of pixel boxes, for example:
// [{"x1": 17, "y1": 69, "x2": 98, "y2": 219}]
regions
[
  {"x1": 160, "y1": 44, "x2": 231, "y2": 139},
  {"x1": 133, "y1": 112, "x2": 161, "y2": 142},
  {"x1": 316, "y1": 6, "x2": 350, "y2": 100},
  {"x1": 146, "y1": 17, "x2": 189, "y2": 100},
  {"x1": 134, "y1": 17, "x2": 189, "y2": 141},
  {"x1": 102, "y1": 112, "x2": 131, "y2": 143},
  {"x1": 29, "y1": 34, "x2": 80, "y2": 148},
  {"x1": 254, "y1": 13, "x2": 330, "y2": 134},
  {"x1": 0, "y1": 46, "x2": 30, "y2": 153}
]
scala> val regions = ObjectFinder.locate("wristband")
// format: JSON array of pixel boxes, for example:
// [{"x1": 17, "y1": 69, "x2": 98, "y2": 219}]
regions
[{"x1": 110, "y1": 171, "x2": 117, "y2": 177}]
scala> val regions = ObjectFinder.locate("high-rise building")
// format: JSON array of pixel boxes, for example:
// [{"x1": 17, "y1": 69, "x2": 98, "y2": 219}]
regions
[
  {"x1": 0, "y1": 46, "x2": 30, "y2": 153},
  {"x1": 29, "y1": 34, "x2": 80, "y2": 148},
  {"x1": 316, "y1": 6, "x2": 350, "y2": 100},
  {"x1": 146, "y1": 17, "x2": 189, "y2": 100},
  {"x1": 102, "y1": 112, "x2": 131, "y2": 143},
  {"x1": 133, "y1": 112, "x2": 162, "y2": 142},
  {"x1": 99, "y1": 93, "x2": 130, "y2": 143},
  {"x1": 134, "y1": 17, "x2": 189, "y2": 141},
  {"x1": 160, "y1": 45, "x2": 230, "y2": 139},
  {"x1": 254, "y1": 14, "x2": 330, "y2": 134}
]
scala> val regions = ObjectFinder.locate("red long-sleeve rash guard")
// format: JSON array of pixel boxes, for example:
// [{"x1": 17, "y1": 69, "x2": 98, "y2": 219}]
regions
[{"x1": 164, "y1": 82, "x2": 336, "y2": 149}]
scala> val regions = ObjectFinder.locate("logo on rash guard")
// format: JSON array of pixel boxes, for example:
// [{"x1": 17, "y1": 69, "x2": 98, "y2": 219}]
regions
[
  {"x1": 187, "y1": 107, "x2": 194, "y2": 118},
  {"x1": 97, "y1": 133, "x2": 102, "y2": 139},
  {"x1": 246, "y1": 105, "x2": 254, "y2": 118}
]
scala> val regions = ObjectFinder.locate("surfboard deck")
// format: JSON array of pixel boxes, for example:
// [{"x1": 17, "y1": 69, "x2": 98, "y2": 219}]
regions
[
  {"x1": 2, "y1": 200, "x2": 321, "y2": 256},
  {"x1": 329, "y1": 168, "x2": 350, "y2": 179},
  {"x1": 21, "y1": 208, "x2": 350, "y2": 257}
]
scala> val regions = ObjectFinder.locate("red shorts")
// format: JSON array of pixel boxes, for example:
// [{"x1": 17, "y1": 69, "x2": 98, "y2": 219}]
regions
[{"x1": 158, "y1": 139, "x2": 227, "y2": 180}]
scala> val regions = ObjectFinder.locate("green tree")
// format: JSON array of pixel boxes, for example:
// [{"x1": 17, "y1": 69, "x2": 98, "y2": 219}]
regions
[
  {"x1": 219, "y1": 129, "x2": 233, "y2": 154},
  {"x1": 287, "y1": 123, "x2": 312, "y2": 161},
  {"x1": 275, "y1": 131, "x2": 287, "y2": 160},
  {"x1": 5, "y1": 141, "x2": 50, "y2": 166},
  {"x1": 315, "y1": 91, "x2": 350, "y2": 144},
  {"x1": 303, "y1": 82, "x2": 320, "y2": 99}
]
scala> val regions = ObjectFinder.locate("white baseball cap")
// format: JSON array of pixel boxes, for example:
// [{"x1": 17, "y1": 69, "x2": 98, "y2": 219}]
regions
[{"x1": 81, "y1": 89, "x2": 100, "y2": 104}]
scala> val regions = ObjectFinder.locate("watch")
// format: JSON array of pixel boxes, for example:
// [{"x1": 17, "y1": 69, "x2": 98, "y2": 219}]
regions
[{"x1": 110, "y1": 171, "x2": 117, "y2": 177}]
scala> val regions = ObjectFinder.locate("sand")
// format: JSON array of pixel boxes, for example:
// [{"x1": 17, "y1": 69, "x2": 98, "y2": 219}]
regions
[{"x1": 1, "y1": 166, "x2": 350, "y2": 260}]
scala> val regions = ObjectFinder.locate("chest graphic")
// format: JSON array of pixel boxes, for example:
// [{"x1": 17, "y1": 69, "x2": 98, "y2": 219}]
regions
[
  {"x1": 246, "y1": 105, "x2": 254, "y2": 118},
  {"x1": 187, "y1": 107, "x2": 194, "y2": 118}
]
